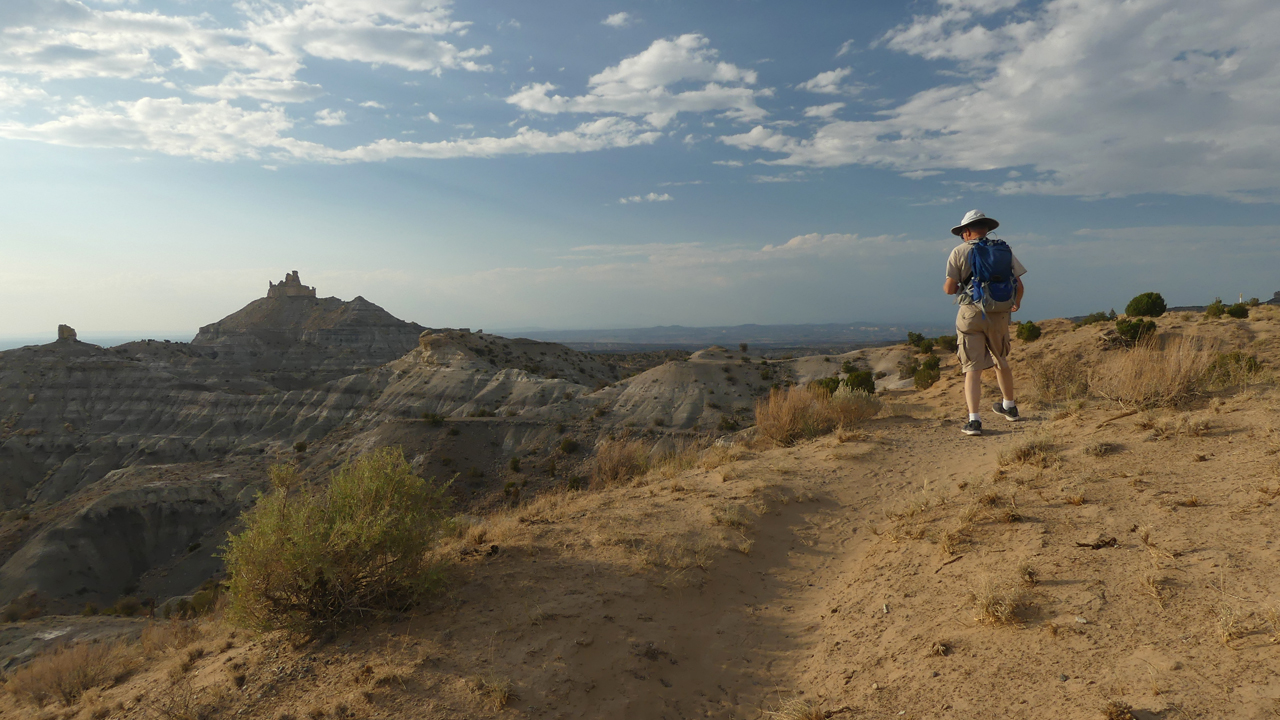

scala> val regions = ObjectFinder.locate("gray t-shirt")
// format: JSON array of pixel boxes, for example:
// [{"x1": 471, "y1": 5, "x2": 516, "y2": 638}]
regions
[{"x1": 945, "y1": 239, "x2": 1027, "y2": 305}]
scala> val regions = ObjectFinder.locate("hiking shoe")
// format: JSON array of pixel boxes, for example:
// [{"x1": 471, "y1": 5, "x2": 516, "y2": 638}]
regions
[
  {"x1": 992, "y1": 403, "x2": 1020, "y2": 422},
  {"x1": 962, "y1": 419, "x2": 983, "y2": 436}
]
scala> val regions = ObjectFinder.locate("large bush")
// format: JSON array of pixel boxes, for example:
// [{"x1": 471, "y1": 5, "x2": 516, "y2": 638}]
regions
[
  {"x1": 756, "y1": 385, "x2": 880, "y2": 446},
  {"x1": 1125, "y1": 292, "x2": 1167, "y2": 318},
  {"x1": 1015, "y1": 321, "x2": 1042, "y2": 342},
  {"x1": 1204, "y1": 298, "x2": 1226, "y2": 319},
  {"x1": 844, "y1": 370, "x2": 876, "y2": 394},
  {"x1": 224, "y1": 448, "x2": 450, "y2": 636},
  {"x1": 935, "y1": 335, "x2": 959, "y2": 353},
  {"x1": 914, "y1": 355, "x2": 942, "y2": 389},
  {"x1": 1226, "y1": 303, "x2": 1250, "y2": 319}
]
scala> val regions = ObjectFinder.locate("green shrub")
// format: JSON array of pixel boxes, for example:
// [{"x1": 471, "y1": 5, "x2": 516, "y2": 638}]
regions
[
  {"x1": 916, "y1": 338, "x2": 935, "y2": 354},
  {"x1": 293, "y1": 441, "x2": 307, "y2": 453},
  {"x1": 898, "y1": 356, "x2": 921, "y2": 380},
  {"x1": 508, "y1": 456, "x2": 521, "y2": 473},
  {"x1": 844, "y1": 370, "x2": 876, "y2": 394},
  {"x1": 1208, "y1": 351, "x2": 1263, "y2": 388},
  {"x1": 1226, "y1": 303, "x2": 1249, "y2": 319},
  {"x1": 810, "y1": 377, "x2": 842, "y2": 394},
  {"x1": 935, "y1": 335, "x2": 958, "y2": 353},
  {"x1": 559, "y1": 437, "x2": 580, "y2": 454},
  {"x1": 223, "y1": 447, "x2": 450, "y2": 636},
  {"x1": 1247, "y1": 297, "x2": 1260, "y2": 307},
  {"x1": 1204, "y1": 298, "x2": 1226, "y2": 318},
  {"x1": 1125, "y1": 292, "x2": 1167, "y2": 318},
  {"x1": 906, "y1": 332, "x2": 925, "y2": 348},
  {"x1": 914, "y1": 365, "x2": 941, "y2": 390},
  {"x1": 1015, "y1": 321, "x2": 1042, "y2": 342},
  {"x1": 1115, "y1": 318, "x2": 1156, "y2": 344},
  {"x1": 1075, "y1": 311, "x2": 1111, "y2": 327},
  {"x1": 421, "y1": 412, "x2": 445, "y2": 427}
]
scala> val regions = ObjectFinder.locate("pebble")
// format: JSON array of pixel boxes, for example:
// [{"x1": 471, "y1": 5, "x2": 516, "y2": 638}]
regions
[
  {"x1": 1059, "y1": 674, "x2": 1069, "y2": 682},
  {"x1": 1074, "y1": 616, "x2": 1088, "y2": 624},
  {"x1": 872, "y1": 682, "x2": 880, "y2": 690}
]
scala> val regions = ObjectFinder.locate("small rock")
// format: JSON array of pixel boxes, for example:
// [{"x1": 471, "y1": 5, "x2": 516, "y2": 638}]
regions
[
  {"x1": 871, "y1": 682, "x2": 880, "y2": 690},
  {"x1": 1075, "y1": 616, "x2": 1088, "y2": 624},
  {"x1": 1059, "y1": 674, "x2": 1069, "y2": 682}
]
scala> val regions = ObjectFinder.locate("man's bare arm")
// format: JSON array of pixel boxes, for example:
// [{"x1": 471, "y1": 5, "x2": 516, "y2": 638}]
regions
[
  {"x1": 944, "y1": 277, "x2": 959, "y2": 295},
  {"x1": 1012, "y1": 277, "x2": 1025, "y2": 312}
]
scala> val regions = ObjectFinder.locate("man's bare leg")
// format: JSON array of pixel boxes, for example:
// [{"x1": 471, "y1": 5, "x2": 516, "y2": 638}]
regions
[
  {"x1": 965, "y1": 370, "x2": 983, "y2": 415},
  {"x1": 994, "y1": 358, "x2": 1015, "y2": 404}
]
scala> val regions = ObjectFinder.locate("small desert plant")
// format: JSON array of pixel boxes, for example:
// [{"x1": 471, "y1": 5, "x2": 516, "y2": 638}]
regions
[
  {"x1": 844, "y1": 370, "x2": 876, "y2": 394},
  {"x1": 1026, "y1": 354, "x2": 1088, "y2": 403},
  {"x1": 999, "y1": 435, "x2": 1059, "y2": 468},
  {"x1": 1103, "y1": 700, "x2": 1135, "y2": 720},
  {"x1": 421, "y1": 412, "x2": 445, "y2": 427},
  {"x1": 293, "y1": 441, "x2": 308, "y2": 453},
  {"x1": 1125, "y1": 291, "x2": 1167, "y2": 317},
  {"x1": 898, "y1": 355, "x2": 921, "y2": 380},
  {"x1": 1075, "y1": 310, "x2": 1112, "y2": 327},
  {"x1": 914, "y1": 355, "x2": 941, "y2": 389},
  {"x1": 1090, "y1": 336, "x2": 1216, "y2": 408},
  {"x1": 1083, "y1": 442, "x2": 1114, "y2": 458},
  {"x1": 591, "y1": 438, "x2": 651, "y2": 487},
  {"x1": 756, "y1": 385, "x2": 879, "y2": 447},
  {"x1": 764, "y1": 697, "x2": 824, "y2": 720},
  {"x1": 508, "y1": 456, "x2": 521, "y2": 473},
  {"x1": 916, "y1": 338, "x2": 935, "y2": 354},
  {"x1": 711, "y1": 503, "x2": 754, "y2": 529},
  {"x1": 223, "y1": 447, "x2": 451, "y2": 636},
  {"x1": 1114, "y1": 317, "x2": 1156, "y2": 345},
  {"x1": 1204, "y1": 297, "x2": 1226, "y2": 318},
  {"x1": 830, "y1": 385, "x2": 882, "y2": 425},
  {"x1": 1206, "y1": 351, "x2": 1264, "y2": 388},
  {"x1": 935, "y1": 334, "x2": 959, "y2": 353},
  {"x1": 5, "y1": 641, "x2": 137, "y2": 707},
  {"x1": 468, "y1": 673, "x2": 514, "y2": 709},
  {"x1": 1225, "y1": 302, "x2": 1250, "y2": 319},
  {"x1": 1015, "y1": 321, "x2": 1042, "y2": 342},
  {"x1": 970, "y1": 577, "x2": 1027, "y2": 625},
  {"x1": 559, "y1": 437, "x2": 580, "y2": 454}
]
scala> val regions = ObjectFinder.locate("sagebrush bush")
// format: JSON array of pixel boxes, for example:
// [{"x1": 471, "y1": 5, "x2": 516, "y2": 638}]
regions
[
  {"x1": 1125, "y1": 292, "x2": 1167, "y2": 318},
  {"x1": 5, "y1": 641, "x2": 137, "y2": 707},
  {"x1": 1207, "y1": 351, "x2": 1264, "y2": 388},
  {"x1": 1075, "y1": 310, "x2": 1113, "y2": 327},
  {"x1": 1090, "y1": 336, "x2": 1217, "y2": 408},
  {"x1": 1026, "y1": 354, "x2": 1089, "y2": 403},
  {"x1": 223, "y1": 447, "x2": 450, "y2": 636},
  {"x1": 1015, "y1": 321, "x2": 1042, "y2": 342},
  {"x1": 1226, "y1": 303, "x2": 1249, "y2": 319},
  {"x1": 591, "y1": 438, "x2": 651, "y2": 487},
  {"x1": 755, "y1": 385, "x2": 879, "y2": 446},
  {"x1": 1115, "y1": 317, "x2": 1156, "y2": 345},
  {"x1": 845, "y1": 370, "x2": 876, "y2": 394},
  {"x1": 1204, "y1": 298, "x2": 1226, "y2": 318}
]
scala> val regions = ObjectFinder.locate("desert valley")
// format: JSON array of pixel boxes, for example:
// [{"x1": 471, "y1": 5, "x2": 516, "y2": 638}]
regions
[{"x1": 0, "y1": 276, "x2": 1277, "y2": 720}]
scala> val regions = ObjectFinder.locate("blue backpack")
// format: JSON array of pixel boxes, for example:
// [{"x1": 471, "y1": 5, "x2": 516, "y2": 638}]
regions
[{"x1": 966, "y1": 238, "x2": 1017, "y2": 312}]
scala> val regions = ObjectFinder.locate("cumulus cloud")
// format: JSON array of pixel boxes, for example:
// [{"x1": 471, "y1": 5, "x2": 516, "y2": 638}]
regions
[
  {"x1": 314, "y1": 108, "x2": 347, "y2": 126},
  {"x1": 0, "y1": 0, "x2": 491, "y2": 100},
  {"x1": 602, "y1": 12, "x2": 632, "y2": 27},
  {"x1": 712, "y1": 160, "x2": 743, "y2": 167},
  {"x1": 359, "y1": 101, "x2": 386, "y2": 108},
  {"x1": 722, "y1": 0, "x2": 1280, "y2": 201},
  {"x1": 797, "y1": 67, "x2": 862, "y2": 96},
  {"x1": 426, "y1": 112, "x2": 440, "y2": 123},
  {"x1": 803, "y1": 102, "x2": 844, "y2": 119},
  {"x1": 507, "y1": 34, "x2": 769, "y2": 128},
  {"x1": 619, "y1": 192, "x2": 672, "y2": 204},
  {"x1": 0, "y1": 100, "x2": 661, "y2": 162}
]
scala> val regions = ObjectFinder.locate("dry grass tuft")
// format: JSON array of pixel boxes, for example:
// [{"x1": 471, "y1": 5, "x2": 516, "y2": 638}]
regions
[
  {"x1": 591, "y1": 437, "x2": 651, "y2": 487},
  {"x1": 1090, "y1": 335, "x2": 1217, "y2": 408},
  {"x1": 149, "y1": 677, "x2": 226, "y2": 720},
  {"x1": 970, "y1": 577, "x2": 1028, "y2": 625},
  {"x1": 1083, "y1": 442, "x2": 1115, "y2": 458},
  {"x1": 1149, "y1": 414, "x2": 1211, "y2": 439},
  {"x1": 755, "y1": 385, "x2": 880, "y2": 447},
  {"x1": 1215, "y1": 602, "x2": 1244, "y2": 645},
  {"x1": 1027, "y1": 353, "x2": 1089, "y2": 403},
  {"x1": 1102, "y1": 700, "x2": 1135, "y2": 720},
  {"x1": 1264, "y1": 605, "x2": 1280, "y2": 644},
  {"x1": 1018, "y1": 564, "x2": 1039, "y2": 588},
  {"x1": 5, "y1": 641, "x2": 138, "y2": 707},
  {"x1": 711, "y1": 502, "x2": 754, "y2": 529},
  {"x1": 1142, "y1": 573, "x2": 1168, "y2": 610},
  {"x1": 764, "y1": 697, "x2": 825, "y2": 720},
  {"x1": 468, "y1": 673, "x2": 515, "y2": 710},
  {"x1": 999, "y1": 436, "x2": 1060, "y2": 468},
  {"x1": 140, "y1": 620, "x2": 202, "y2": 656}
]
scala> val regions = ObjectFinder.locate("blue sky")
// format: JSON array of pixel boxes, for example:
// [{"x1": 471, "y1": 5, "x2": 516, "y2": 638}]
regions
[{"x1": 2, "y1": 0, "x2": 1279, "y2": 341}]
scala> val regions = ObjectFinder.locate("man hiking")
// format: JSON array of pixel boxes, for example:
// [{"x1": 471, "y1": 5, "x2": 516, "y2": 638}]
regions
[{"x1": 942, "y1": 210, "x2": 1027, "y2": 437}]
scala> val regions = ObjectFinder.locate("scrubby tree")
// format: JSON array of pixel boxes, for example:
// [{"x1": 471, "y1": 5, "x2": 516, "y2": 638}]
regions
[
  {"x1": 1015, "y1": 321, "x2": 1042, "y2": 342},
  {"x1": 1125, "y1": 292, "x2": 1166, "y2": 318},
  {"x1": 1204, "y1": 298, "x2": 1226, "y2": 318},
  {"x1": 1226, "y1": 303, "x2": 1250, "y2": 319},
  {"x1": 1115, "y1": 318, "x2": 1156, "y2": 344}
]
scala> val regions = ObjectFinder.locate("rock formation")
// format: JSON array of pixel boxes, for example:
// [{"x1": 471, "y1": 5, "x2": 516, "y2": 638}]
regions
[
  {"x1": 266, "y1": 271, "x2": 316, "y2": 298},
  {"x1": 56, "y1": 325, "x2": 76, "y2": 342}
]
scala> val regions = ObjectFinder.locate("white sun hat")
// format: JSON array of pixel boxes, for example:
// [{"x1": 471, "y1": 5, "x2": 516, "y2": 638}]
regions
[{"x1": 950, "y1": 209, "x2": 1000, "y2": 236}]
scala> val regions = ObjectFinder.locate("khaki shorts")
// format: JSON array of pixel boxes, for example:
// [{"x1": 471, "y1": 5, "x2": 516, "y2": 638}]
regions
[{"x1": 955, "y1": 305, "x2": 1011, "y2": 373}]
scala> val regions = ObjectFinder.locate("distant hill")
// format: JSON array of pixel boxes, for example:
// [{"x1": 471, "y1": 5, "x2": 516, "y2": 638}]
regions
[{"x1": 506, "y1": 321, "x2": 952, "y2": 352}]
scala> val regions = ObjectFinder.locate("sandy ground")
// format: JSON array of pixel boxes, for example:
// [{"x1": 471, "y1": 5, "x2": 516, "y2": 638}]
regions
[{"x1": 3, "y1": 311, "x2": 1279, "y2": 720}]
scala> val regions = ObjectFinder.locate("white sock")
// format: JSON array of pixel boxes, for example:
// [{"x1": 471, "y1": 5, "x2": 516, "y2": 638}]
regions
[
  {"x1": 969, "y1": 413, "x2": 981, "y2": 422},
  {"x1": 1003, "y1": 399, "x2": 1016, "y2": 409}
]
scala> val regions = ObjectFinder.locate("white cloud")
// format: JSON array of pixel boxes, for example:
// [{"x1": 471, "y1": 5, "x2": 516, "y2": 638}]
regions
[
  {"x1": 803, "y1": 102, "x2": 844, "y2": 119},
  {"x1": 426, "y1": 112, "x2": 440, "y2": 123},
  {"x1": 723, "y1": 0, "x2": 1280, "y2": 201},
  {"x1": 0, "y1": 0, "x2": 492, "y2": 104},
  {"x1": 901, "y1": 170, "x2": 943, "y2": 179},
  {"x1": 836, "y1": 39, "x2": 857, "y2": 57},
  {"x1": 507, "y1": 34, "x2": 769, "y2": 128},
  {"x1": 0, "y1": 100, "x2": 661, "y2": 162},
  {"x1": 797, "y1": 67, "x2": 862, "y2": 96},
  {"x1": 750, "y1": 172, "x2": 806, "y2": 183},
  {"x1": 602, "y1": 12, "x2": 632, "y2": 27},
  {"x1": 314, "y1": 108, "x2": 347, "y2": 126},
  {"x1": 619, "y1": 192, "x2": 673, "y2": 204},
  {"x1": 712, "y1": 160, "x2": 743, "y2": 167},
  {"x1": 359, "y1": 101, "x2": 386, "y2": 109}
]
